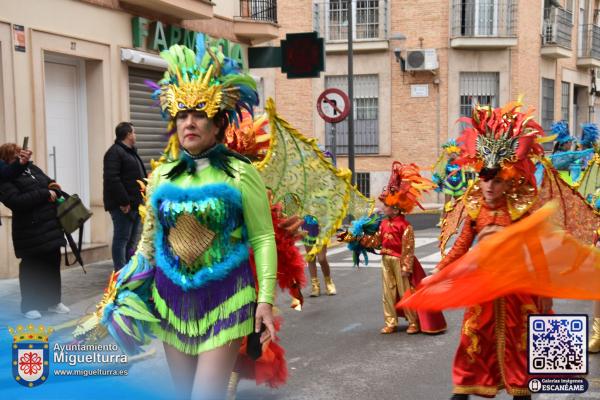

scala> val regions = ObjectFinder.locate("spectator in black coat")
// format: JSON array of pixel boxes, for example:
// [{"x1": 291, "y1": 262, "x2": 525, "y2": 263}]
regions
[
  {"x1": 0, "y1": 143, "x2": 68, "y2": 319},
  {"x1": 103, "y1": 122, "x2": 147, "y2": 271}
]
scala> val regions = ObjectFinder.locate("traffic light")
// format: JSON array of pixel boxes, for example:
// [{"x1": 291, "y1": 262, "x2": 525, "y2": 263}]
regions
[{"x1": 280, "y1": 32, "x2": 325, "y2": 79}]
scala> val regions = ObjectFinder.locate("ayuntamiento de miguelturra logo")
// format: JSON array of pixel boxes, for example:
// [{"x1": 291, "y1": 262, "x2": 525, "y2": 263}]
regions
[{"x1": 10, "y1": 324, "x2": 52, "y2": 388}]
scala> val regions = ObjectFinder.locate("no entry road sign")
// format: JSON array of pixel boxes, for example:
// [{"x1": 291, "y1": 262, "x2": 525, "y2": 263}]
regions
[{"x1": 317, "y1": 88, "x2": 350, "y2": 124}]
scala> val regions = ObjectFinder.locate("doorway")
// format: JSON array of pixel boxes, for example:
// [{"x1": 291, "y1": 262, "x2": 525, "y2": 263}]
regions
[{"x1": 43, "y1": 53, "x2": 90, "y2": 242}]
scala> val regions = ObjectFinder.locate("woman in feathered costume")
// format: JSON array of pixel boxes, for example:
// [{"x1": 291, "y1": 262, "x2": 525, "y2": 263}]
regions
[
  {"x1": 401, "y1": 101, "x2": 600, "y2": 399},
  {"x1": 426, "y1": 102, "x2": 552, "y2": 399},
  {"x1": 101, "y1": 41, "x2": 278, "y2": 399}
]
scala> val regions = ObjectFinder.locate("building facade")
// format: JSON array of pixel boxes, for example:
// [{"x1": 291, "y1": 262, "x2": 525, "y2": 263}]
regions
[
  {"x1": 0, "y1": 0, "x2": 279, "y2": 278},
  {"x1": 274, "y1": 0, "x2": 600, "y2": 202}
]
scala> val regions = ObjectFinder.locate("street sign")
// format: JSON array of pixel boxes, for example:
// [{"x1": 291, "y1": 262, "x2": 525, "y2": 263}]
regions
[{"x1": 317, "y1": 88, "x2": 350, "y2": 124}]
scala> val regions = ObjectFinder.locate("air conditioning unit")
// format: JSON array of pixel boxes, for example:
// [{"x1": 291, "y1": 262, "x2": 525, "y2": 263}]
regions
[{"x1": 405, "y1": 49, "x2": 439, "y2": 71}]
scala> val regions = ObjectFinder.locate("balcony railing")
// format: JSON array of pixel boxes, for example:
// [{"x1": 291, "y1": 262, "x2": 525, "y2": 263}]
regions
[
  {"x1": 542, "y1": 7, "x2": 573, "y2": 49},
  {"x1": 313, "y1": 0, "x2": 388, "y2": 42},
  {"x1": 451, "y1": 0, "x2": 517, "y2": 38},
  {"x1": 238, "y1": 0, "x2": 277, "y2": 23},
  {"x1": 579, "y1": 24, "x2": 600, "y2": 59}
]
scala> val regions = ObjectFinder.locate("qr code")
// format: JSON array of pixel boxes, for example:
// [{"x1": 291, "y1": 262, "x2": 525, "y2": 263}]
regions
[{"x1": 528, "y1": 315, "x2": 587, "y2": 374}]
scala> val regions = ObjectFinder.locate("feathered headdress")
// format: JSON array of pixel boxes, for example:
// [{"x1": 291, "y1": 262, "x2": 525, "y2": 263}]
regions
[
  {"x1": 224, "y1": 109, "x2": 270, "y2": 160},
  {"x1": 456, "y1": 100, "x2": 545, "y2": 186},
  {"x1": 148, "y1": 37, "x2": 258, "y2": 126},
  {"x1": 581, "y1": 123, "x2": 599, "y2": 149},
  {"x1": 379, "y1": 162, "x2": 436, "y2": 213},
  {"x1": 442, "y1": 139, "x2": 461, "y2": 156},
  {"x1": 551, "y1": 120, "x2": 574, "y2": 144}
]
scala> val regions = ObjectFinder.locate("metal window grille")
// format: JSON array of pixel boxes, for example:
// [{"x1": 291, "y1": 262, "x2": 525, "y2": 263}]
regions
[
  {"x1": 452, "y1": 0, "x2": 517, "y2": 38},
  {"x1": 239, "y1": 0, "x2": 277, "y2": 23},
  {"x1": 315, "y1": 0, "x2": 387, "y2": 42},
  {"x1": 355, "y1": 1, "x2": 380, "y2": 39},
  {"x1": 325, "y1": 74, "x2": 379, "y2": 155},
  {"x1": 356, "y1": 172, "x2": 371, "y2": 197},
  {"x1": 542, "y1": 78, "x2": 555, "y2": 132},
  {"x1": 578, "y1": 24, "x2": 600, "y2": 58},
  {"x1": 543, "y1": 6, "x2": 573, "y2": 48},
  {"x1": 561, "y1": 81, "x2": 570, "y2": 122},
  {"x1": 327, "y1": 0, "x2": 349, "y2": 41},
  {"x1": 459, "y1": 72, "x2": 500, "y2": 129}
]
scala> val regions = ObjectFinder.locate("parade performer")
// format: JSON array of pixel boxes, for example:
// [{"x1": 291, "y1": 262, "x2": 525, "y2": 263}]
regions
[
  {"x1": 549, "y1": 121, "x2": 595, "y2": 185},
  {"x1": 303, "y1": 215, "x2": 336, "y2": 297},
  {"x1": 433, "y1": 139, "x2": 468, "y2": 199},
  {"x1": 576, "y1": 124, "x2": 600, "y2": 353},
  {"x1": 377, "y1": 162, "x2": 446, "y2": 334},
  {"x1": 100, "y1": 42, "x2": 278, "y2": 399},
  {"x1": 401, "y1": 101, "x2": 600, "y2": 399},
  {"x1": 339, "y1": 162, "x2": 446, "y2": 335},
  {"x1": 433, "y1": 139, "x2": 469, "y2": 227}
]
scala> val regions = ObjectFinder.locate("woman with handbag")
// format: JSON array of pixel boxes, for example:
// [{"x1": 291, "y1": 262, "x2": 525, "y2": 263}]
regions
[
  {"x1": 0, "y1": 143, "x2": 69, "y2": 319},
  {"x1": 102, "y1": 44, "x2": 276, "y2": 399}
]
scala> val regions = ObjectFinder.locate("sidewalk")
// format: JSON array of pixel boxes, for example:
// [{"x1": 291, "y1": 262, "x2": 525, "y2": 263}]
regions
[{"x1": 0, "y1": 260, "x2": 113, "y2": 328}]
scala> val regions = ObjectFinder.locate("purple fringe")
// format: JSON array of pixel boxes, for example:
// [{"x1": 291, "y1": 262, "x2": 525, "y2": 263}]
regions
[
  {"x1": 153, "y1": 262, "x2": 255, "y2": 321},
  {"x1": 133, "y1": 269, "x2": 155, "y2": 282},
  {"x1": 158, "y1": 302, "x2": 255, "y2": 344}
]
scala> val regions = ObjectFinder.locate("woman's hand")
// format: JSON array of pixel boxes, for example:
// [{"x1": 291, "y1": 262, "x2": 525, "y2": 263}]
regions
[
  {"x1": 255, "y1": 302, "x2": 276, "y2": 344},
  {"x1": 476, "y1": 225, "x2": 503, "y2": 242},
  {"x1": 48, "y1": 190, "x2": 58, "y2": 202},
  {"x1": 18, "y1": 149, "x2": 32, "y2": 165},
  {"x1": 48, "y1": 182, "x2": 62, "y2": 192}
]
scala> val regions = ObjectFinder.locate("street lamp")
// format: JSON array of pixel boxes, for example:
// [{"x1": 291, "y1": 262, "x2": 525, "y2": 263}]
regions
[{"x1": 390, "y1": 32, "x2": 407, "y2": 71}]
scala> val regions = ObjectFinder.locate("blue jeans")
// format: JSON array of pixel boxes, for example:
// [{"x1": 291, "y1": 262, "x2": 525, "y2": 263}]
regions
[{"x1": 109, "y1": 209, "x2": 141, "y2": 271}]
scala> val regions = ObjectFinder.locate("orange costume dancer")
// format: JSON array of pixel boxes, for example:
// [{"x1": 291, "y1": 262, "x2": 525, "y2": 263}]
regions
[
  {"x1": 430, "y1": 102, "x2": 552, "y2": 400},
  {"x1": 378, "y1": 162, "x2": 447, "y2": 335}
]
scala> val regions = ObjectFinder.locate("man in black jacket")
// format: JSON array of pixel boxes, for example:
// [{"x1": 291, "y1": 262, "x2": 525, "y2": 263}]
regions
[{"x1": 103, "y1": 122, "x2": 147, "y2": 271}]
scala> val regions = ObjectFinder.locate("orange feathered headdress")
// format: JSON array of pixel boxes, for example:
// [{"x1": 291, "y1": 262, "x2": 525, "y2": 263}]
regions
[
  {"x1": 224, "y1": 110, "x2": 270, "y2": 160},
  {"x1": 379, "y1": 162, "x2": 436, "y2": 213},
  {"x1": 456, "y1": 101, "x2": 545, "y2": 186}
]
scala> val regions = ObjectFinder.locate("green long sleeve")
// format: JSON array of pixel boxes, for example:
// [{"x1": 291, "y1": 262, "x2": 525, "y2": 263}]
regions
[{"x1": 239, "y1": 162, "x2": 277, "y2": 304}]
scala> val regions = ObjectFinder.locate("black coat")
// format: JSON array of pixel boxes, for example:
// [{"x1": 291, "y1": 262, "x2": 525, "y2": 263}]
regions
[
  {"x1": 0, "y1": 159, "x2": 26, "y2": 182},
  {"x1": 0, "y1": 164, "x2": 66, "y2": 258},
  {"x1": 102, "y1": 141, "x2": 147, "y2": 211}
]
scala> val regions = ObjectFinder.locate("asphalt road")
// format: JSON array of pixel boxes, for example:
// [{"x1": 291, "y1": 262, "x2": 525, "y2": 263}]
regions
[{"x1": 1, "y1": 214, "x2": 598, "y2": 399}]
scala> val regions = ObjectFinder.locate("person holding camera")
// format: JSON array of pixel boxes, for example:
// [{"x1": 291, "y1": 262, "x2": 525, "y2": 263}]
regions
[
  {"x1": 0, "y1": 145, "x2": 31, "y2": 181},
  {"x1": 103, "y1": 122, "x2": 147, "y2": 271},
  {"x1": 0, "y1": 143, "x2": 68, "y2": 319},
  {"x1": 0, "y1": 143, "x2": 31, "y2": 227}
]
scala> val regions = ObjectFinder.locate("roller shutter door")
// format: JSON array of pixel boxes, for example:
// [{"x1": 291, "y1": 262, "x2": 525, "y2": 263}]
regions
[{"x1": 128, "y1": 67, "x2": 168, "y2": 171}]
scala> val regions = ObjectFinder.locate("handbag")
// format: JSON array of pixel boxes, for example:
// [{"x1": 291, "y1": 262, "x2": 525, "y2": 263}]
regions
[
  {"x1": 56, "y1": 193, "x2": 93, "y2": 272},
  {"x1": 57, "y1": 194, "x2": 92, "y2": 234}
]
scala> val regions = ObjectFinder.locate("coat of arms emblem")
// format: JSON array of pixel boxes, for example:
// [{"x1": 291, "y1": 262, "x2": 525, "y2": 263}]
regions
[{"x1": 9, "y1": 324, "x2": 53, "y2": 387}]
